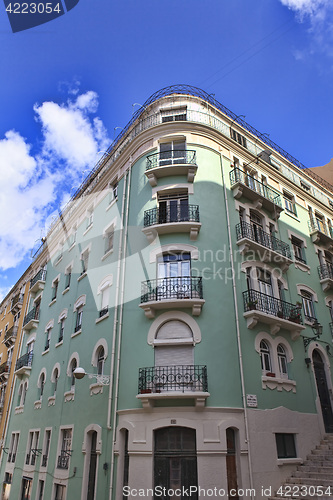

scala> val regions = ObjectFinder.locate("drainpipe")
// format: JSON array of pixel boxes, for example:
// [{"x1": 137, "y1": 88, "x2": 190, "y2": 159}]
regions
[
  {"x1": 220, "y1": 152, "x2": 255, "y2": 498},
  {"x1": 108, "y1": 162, "x2": 132, "y2": 500}
]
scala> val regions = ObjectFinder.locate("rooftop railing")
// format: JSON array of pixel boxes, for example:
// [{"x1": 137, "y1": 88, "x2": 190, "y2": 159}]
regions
[
  {"x1": 243, "y1": 289, "x2": 303, "y2": 324},
  {"x1": 144, "y1": 205, "x2": 200, "y2": 227},
  {"x1": 141, "y1": 277, "x2": 203, "y2": 303},
  {"x1": 230, "y1": 167, "x2": 282, "y2": 207},
  {"x1": 236, "y1": 221, "x2": 291, "y2": 259},
  {"x1": 138, "y1": 365, "x2": 208, "y2": 393}
]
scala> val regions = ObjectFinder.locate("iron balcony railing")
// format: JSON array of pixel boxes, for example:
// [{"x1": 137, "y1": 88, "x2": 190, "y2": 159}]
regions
[
  {"x1": 146, "y1": 150, "x2": 197, "y2": 170},
  {"x1": 15, "y1": 352, "x2": 33, "y2": 371},
  {"x1": 141, "y1": 277, "x2": 203, "y2": 303},
  {"x1": 229, "y1": 167, "x2": 282, "y2": 207},
  {"x1": 57, "y1": 452, "x2": 69, "y2": 470},
  {"x1": 318, "y1": 263, "x2": 333, "y2": 281},
  {"x1": 236, "y1": 221, "x2": 291, "y2": 259},
  {"x1": 11, "y1": 293, "x2": 24, "y2": 310},
  {"x1": 30, "y1": 269, "x2": 47, "y2": 289},
  {"x1": 23, "y1": 307, "x2": 39, "y2": 327},
  {"x1": 0, "y1": 362, "x2": 9, "y2": 375},
  {"x1": 144, "y1": 205, "x2": 200, "y2": 227},
  {"x1": 4, "y1": 325, "x2": 17, "y2": 344},
  {"x1": 243, "y1": 289, "x2": 303, "y2": 324},
  {"x1": 308, "y1": 216, "x2": 333, "y2": 239},
  {"x1": 138, "y1": 365, "x2": 208, "y2": 393}
]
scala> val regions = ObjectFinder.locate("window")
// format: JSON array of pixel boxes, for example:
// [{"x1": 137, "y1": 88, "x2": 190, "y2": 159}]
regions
[
  {"x1": 157, "y1": 191, "x2": 189, "y2": 224},
  {"x1": 26, "y1": 430, "x2": 39, "y2": 466},
  {"x1": 301, "y1": 291, "x2": 316, "y2": 322},
  {"x1": 300, "y1": 180, "x2": 311, "y2": 192},
  {"x1": 70, "y1": 359, "x2": 77, "y2": 390},
  {"x1": 59, "y1": 319, "x2": 65, "y2": 342},
  {"x1": 81, "y1": 249, "x2": 89, "y2": 275},
  {"x1": 291, "y1": 236, "x2": 306, "y2": 264},
  {"x1": 52, "y1": 368, "x2": 59, "y2": 395},
  {"x1": 21, "y1": 477, "x2": 32, "y2": 500},
  {"x1": 17, "y1": 381, "x2": 28, "y2": 407},
  {"x1": 275, "y1": 433, "x2": 296, "y2": 459},
  {"x1": 57, "y1": 428, "x2": 72, "y2": 470},
  {"x1": 104, "y1": 226, "x2": 114, "y2": 255},
  {"x1": 39, "y1": 373, "x2": 45, "y2": 399},
  {"x1": 157, "y1": 253, "x2": 191, "y2": 300},
  {"x1": 37, "y1": 480, "x2": 45, "y2": 500},
  {"x1": 260, "y1": 340, "x2": 272, "y2": 374},
  {"x1": 64, "y1": 269, "x2": 71, "y2": 290},
  {"x1": 42, "y1": 429, "x2": 51, "y2": 467},
  {"x1": 54, "y1": 484, "x2": 66, "y2": 500},
  {"x1": 277, "y1": 344, "x2": 288, "y2": 378},
  {"x1": 97, "y1": 346, "x2": 105, "y2": 376},
  {"x1": 159, "y1": 140, "x2": 186, "y2": 166},
  {"x1": 75, "y1": 307, "x2": 83, "y2": 333},
  {"x1": 109, "y1": 181, "x2": 118, "y2": 202},
  {"x1": 69, "y1": 225, "x2": 77, "y2": 247},
  {"x1": 86, "y1": 207, "x2": 94, "y2": 229},
  {"x1": 161, "y1": 107, "x2": 187, "y2": 122},
  {"x1": 45, "y1": 328, "x2": 51, "y2": 351},
  {"x1": 8, "y1": 432, "x2": 19, "y2": 462},
  {"x1": 283, "y1": 192, "x2": 297, "y2": 216},
  {"x1": 230, "y1": 129, "x2": 247, "y2": 148},
  {"x1": 154, "y1": 427, "x2": 197, "y2": 499}
]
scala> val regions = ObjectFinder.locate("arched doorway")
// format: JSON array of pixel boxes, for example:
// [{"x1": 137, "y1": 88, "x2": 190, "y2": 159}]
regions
[
  {"x1": 226, "y1": 428, "x2": 239, "y2": 500},
  {"x1": 154, "y1": 427, "x2": 197, "y2": 499},
  {"x1": 313, "y1": 350, "x2": 333, "y2": 433}
]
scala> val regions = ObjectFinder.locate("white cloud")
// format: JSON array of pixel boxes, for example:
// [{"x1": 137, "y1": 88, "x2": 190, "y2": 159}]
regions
[{"x1": 0, "y1": 90, "x2": 110, "y2": 272}]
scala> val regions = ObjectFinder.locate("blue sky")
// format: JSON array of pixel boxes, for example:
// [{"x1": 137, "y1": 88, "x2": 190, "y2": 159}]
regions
[{"x1": 0, "y1": 0, "x2": 333, "y2": 298}]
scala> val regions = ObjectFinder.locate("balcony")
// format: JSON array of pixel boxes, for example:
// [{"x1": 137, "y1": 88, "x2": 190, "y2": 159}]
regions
[
  {"x1": 10, "y1": 293, "x2": 24, "y2": 315},
  {"x1": 236, "y1": 221, "x2": 292, "y2": 271},
  {"x1": 23, "y1": 307, "x2": 39, "y2": 331},
  {"x1": 229, "y1": 168, "x2": 283, "y2": 219},
  {"x1": 4, "y1": 325, "x2": 18, "y2": 348},
  {"x1": 30, "y1": 269, "x2": 47, "y2": 294},
  {"x1": 145, "y1": 150, "x2": 197, "y2": 186},
  {"x1": 137, "y1": 365, "x2": 209, "y2": 408},
  {"x1": 15, "y1": 352, "x2": 33, "y2": 377},
  {"x1": 57, "y1": 451, "x2": 70, "y2": 470},
  {"x1": 142, "y1": 205, "x2": 201, "y2": 242},
  {"x1": 0, "y1": 361, "x2": 9, "y2": 382},
  {"x1": 318, "y1": 263, "x2": 333, "y2": 292},
  {"x1": 139, "y1": 277, "x2": 204, "y2": 318},
  {"x1": 308, "y1": 217, "x2": 333, "y2": 248},
  {"x1": 243, "y1": 289, "x2": 305, "y2": 339}
]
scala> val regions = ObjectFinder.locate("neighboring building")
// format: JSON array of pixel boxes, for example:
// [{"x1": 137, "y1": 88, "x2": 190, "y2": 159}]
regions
[{"x1": 1, "y1": 85, "x2": 333, "y2": 500}]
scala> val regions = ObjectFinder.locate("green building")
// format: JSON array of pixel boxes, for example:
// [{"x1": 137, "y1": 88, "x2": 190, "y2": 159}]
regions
[{"x1": 1, "y1": 85, "x2": 333, "y2": 500}]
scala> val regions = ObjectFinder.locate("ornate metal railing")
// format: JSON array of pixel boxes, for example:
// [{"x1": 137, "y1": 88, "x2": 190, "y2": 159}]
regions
[
  {"x1": 236, "y1": 221, "x2": 291, "y2": 258},
  {"x1": 243, "y1": 289, "x2": 303, "y2": 324},
  {"x1": 23, "y1": 307, "x2": 39, "y2": 327},
  {"x1": 308, "y1": 217, "x2": 333, "y2": 239},
  {"x1": 146, "y1": 150, "x2": 196, "y2": 170},
  {"x1": 0, "y1": 362, "x2": 9, "y2": 375},
  {"x1": 138, "y1": 365, "x2": 208, "y2": 393},
  {"x1": 4, "y1": 325, "x2": 17, "y2": 344},
  {"x1": 30, "y1": 269, "x2": 47, "y2": 289},
  {"x1": 144, "y1": 205, "x2": 200, "y2": 227},
  {"x1": 57, "y1": 451, "x2": 70, "y2": 469},
  {"x1": 318, "y1": 263, "x2": 333, "y2": 281},
  {"x1": 11, "y1": 293, "x2": 24, "y2": 311},
  {"x1": 141, "y1": 277, "x2": 203, "y2": 303},
  {"x1": 230, "y1": 168, "x2": 282, "y2": 207},
  {"x1": 15, "y1": 352, "x2": 33, "y2": 371},
  {"x1": 99, "y1": 307, "x2": 108, "y2": 318}
]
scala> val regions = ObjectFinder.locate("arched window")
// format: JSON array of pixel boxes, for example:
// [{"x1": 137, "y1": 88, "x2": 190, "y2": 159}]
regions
[
  {"x1": 53, "y1": 368, "x2": 59, "y2": 395},
  {"x1": 260, "y1": 340, "x2": 272, "y2": 374},
  {"x1": 70, "y1": 359, "x2": 77, "y2": 390},
  {"x1": 277, "y1": 344, "x2": 288, "y2": 378},
  {"x1": 97, "y1": 347, "x2": 105, "y2": 376},
  {"x1": 39, "y1": 373, "x2": 45, "y2": 399}
]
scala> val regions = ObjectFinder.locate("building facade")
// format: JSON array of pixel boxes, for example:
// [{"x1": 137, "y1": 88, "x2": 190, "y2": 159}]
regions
[{"x1": 1, "y1": 85, "x2": 333, "y2": 500}]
